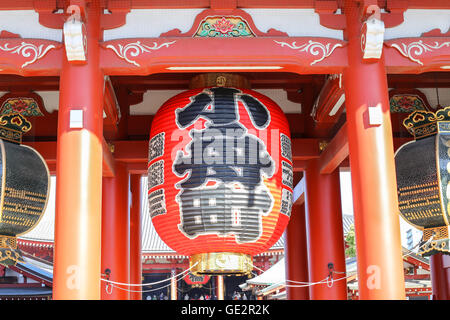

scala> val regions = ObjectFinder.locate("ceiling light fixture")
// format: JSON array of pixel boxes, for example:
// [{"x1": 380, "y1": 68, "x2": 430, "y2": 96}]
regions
[{"x1": 166, "y1": 66, "x2": 283, "y2": 71}]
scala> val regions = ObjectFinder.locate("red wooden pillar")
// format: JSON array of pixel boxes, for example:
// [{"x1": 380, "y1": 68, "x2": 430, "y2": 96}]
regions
[
  {"x1": 216, "y1": 275, "x2": 224, "y2": 300},
  {"x1": 53, "y1": 3, "x2": 104, "y2": 300},
  {"x1": 170, "y1": 269, "x2": 177, "y2": 300},
  {"x1": 430, "y1": 253, "x2": 450, "y2": 300},
  {"x1": 129, "y1": 174, "x2": 142, "y2": 300},
  {"x1": 101, "y1": 162, "x2": 130, "y2": 300},
  {"x1": 304, "y1": 160, "x2": 347, "y2": 300},
  {"x1": 343, "y1": 1, "x2": 406, "y2": 299},
  {"x1": 284, "y1": 203, "x2": 310, "y2": 300}
]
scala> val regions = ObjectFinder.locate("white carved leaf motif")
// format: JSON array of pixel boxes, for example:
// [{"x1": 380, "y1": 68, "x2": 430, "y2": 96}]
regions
[
  {"x1": 390, "y1": 40, "x2": 450, "y2": 65},
  {"x1": 106, "y1": 41, "x2": 177, "y2": 67},
  {"x1": 63, "y1": 19, "x2": 87, "y2": 62},
  {"x1": 274, "y1": 40, "x2": 343, "y2": 65},
  {"x1": 361, "y1": 17, "x2": 385, "y2": 60},
  {"x1": 0, "y1": 42, "x2": 56, "y2": 68}
]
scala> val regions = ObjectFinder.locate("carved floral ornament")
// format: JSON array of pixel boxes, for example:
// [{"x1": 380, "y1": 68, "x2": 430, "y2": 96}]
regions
[
  {"x1": 274, "y1": 40, "x2": 344, "y2": 65},
  {"x1": 0, "y1": 41, "x2": 56, "y2": 68},
  {"x1": 106, "y1": 41, "x2": 177, "y2": 67},
  {"x1": 194, "y1": 16, "x2": 255, "y2": 38},
  {"x1": 388, "y1": 40, "x2": 450, "y2": 65},
  {"x1": 0, "y1": 97, "x2": 44, "y2": 117},
  {"x1": 105, "y1": 38, "x2": 345, "y2": 68}
]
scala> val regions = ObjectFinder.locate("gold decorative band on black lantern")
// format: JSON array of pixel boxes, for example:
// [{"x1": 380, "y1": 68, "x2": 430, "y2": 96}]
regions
[
  {"x1": 0, "y1": 234, "x2": 16, "y2": 249},
  {"x1": 0, "y1": 235, "x2": 23, "y2": 266},
  {"x1": 419, "y1": 226, "x2": 450, "y2": 256}
]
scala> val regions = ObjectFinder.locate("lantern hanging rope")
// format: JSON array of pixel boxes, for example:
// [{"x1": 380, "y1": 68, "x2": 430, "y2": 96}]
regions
[
  {"x1": 107, "y1": 271, "x2": 352, "y2": 294},
  {"x1": 106, "y1": 279, "x2": 177, "y2": 295},
  {"x1": 282, "y1": 275, "x2": 352, "y2": 289},
  {"x1": 101, "y1": 260, "x2": 199, "y2": 287},
  {"x1": 102, "y1": 261, "x2": 200, "y2": 295},
  {"x1": 245, "y1": 260, "x2": 349, "y2": 290}
]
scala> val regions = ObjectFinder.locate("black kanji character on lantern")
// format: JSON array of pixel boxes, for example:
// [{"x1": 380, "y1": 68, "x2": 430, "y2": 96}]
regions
[
  {"x1": 177, "y1": 183, "x2": 273, "y2": 243},
  {"x1": 174, "y1": 123, "x2": 274, "y2": 206},
  {"x1": 175, "y1": 87, "x2": 270, "y2": 129},
  {"x1": 174, "y1": 87, "x2": 274, "y2": 243}
]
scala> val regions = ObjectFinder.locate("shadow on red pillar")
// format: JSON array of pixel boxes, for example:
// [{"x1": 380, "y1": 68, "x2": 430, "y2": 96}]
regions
[
  {"x1": 284, "y1": 203, "x2": 309, "y2": 300},
  {"x1": 101, "y1": 162, "x2": 131, "y2": 300},
  {"x1": 216, "y1": 275, "x2": 224, "y2": 300},
  {"x1": 53, "y1": 3, "x2": 104, "y2": 300},
  {"x1": 430, "y1": 253, "x2": 450, "y2": 300},
  {"x1": 129, "y1": 174, "x2": 142, "y2": 300},
  {"x1": 304, "y1": 160, "x2": 347, "y2": 300},
  {"x1": 342, "y1": 0, "x2": 406, "y2": 300}
]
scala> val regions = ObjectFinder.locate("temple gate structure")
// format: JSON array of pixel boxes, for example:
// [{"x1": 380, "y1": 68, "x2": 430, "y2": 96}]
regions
[{"x1": 0, "y1": 0, "x2": 448, "y2": 300}]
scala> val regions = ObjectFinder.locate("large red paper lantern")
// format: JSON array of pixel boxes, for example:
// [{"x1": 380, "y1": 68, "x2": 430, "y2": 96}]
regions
[{"x1": 148, "y1": 74, "x2": 293, "y2": 275}]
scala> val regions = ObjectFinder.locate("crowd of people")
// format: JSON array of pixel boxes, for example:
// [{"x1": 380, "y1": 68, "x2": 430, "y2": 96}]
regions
[
  {"x1": 146, "y1": 292, "x2": 169, "y2": 300},
  {"x1": 231, "y1": 291, "x2": 249, "y2": 300},
  {"x1": 183, "y1": 293, "x2": 217, "y2": 300},
  {"x1": 145, "y1": 290, "x2": 252, "y2": 300}
]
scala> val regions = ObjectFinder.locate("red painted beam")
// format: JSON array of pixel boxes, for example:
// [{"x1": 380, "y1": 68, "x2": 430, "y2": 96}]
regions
[
  {"x1": 2, "y1": 0, "x2": 450, "y2": 10},
  {"x1": 404, "y1": 274, "x2": 430, "y2": 280},
  {"x1": 292, "y1": 138, "x2": 320, "y2": 161},
  {"x1": 293, "y1": 160, "x2": 308, "y2": 172},
  {"x1": 112, "y1": 140, "x2": 148, "y2": 163},
  {"x1": 102, "y1": 138, "x2": 116, "y2": 177},
  {"x1": 125, "y1": 113, "x2": 307, "y2": 142},
  {"x1": 23, "y1": 141, "x2": 57, "y2": 175},
  {"x1": 114, "y1": 138, "x2": 321, "y2": 173},
  {"x1": 318, "y1": 123, "x2": 348, "y2": 174},
  {"x1": 0, "y1": 34, "x2": 448, "y2": 77},
  {"x1": 100, "y1": 37, "x2": 348, "y2": 76},
  {"x1": 126, "y1": 162, "x2": 147, "y2": 174},
  {"x1": 103, "y1": 76, "x2": 120, "y2": 137},
  {"x1": 311, "y1": 74, "x2": 345, "y2": 124},
  {"x1": 0, "y1": 37, "x2": 62, "y2": 76},
  {"x1": 404, "y1": 255, "x2": 430, "y2": 271}
]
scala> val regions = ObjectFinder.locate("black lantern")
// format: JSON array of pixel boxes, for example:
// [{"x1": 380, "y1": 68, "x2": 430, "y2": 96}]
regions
[
  {"x1": 0, "y1": 113, "x2": 50, "y2": 266},
  {"x1": 395, "y1": 106, "x2": 450, "y2": 256}
]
